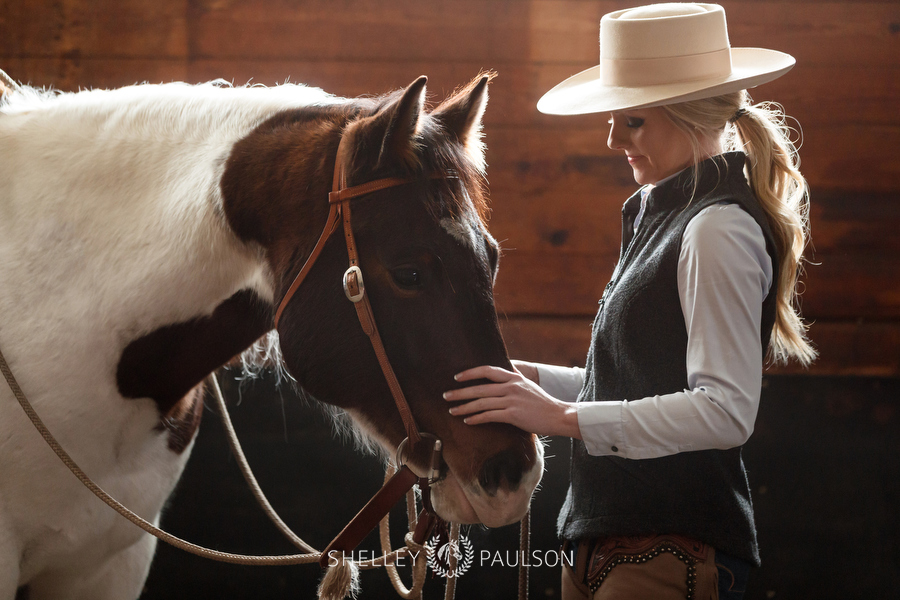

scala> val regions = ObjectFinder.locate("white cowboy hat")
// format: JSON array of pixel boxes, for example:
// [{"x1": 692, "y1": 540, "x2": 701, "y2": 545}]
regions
[{"x1": 537, "y1": 2, "x2": 795, "y2": 115}]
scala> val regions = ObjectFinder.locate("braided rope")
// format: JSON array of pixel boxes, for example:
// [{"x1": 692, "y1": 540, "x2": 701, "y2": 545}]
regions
[
  {"x1": 0, "y1": 342, "x2": 462, "y2": 594},
  {"x1": 207, "y1": 373, "x2": 319, "y2": 554},
  {"x1": 378, "y1": 466, "x2": 429, "y2": 599},
  {"x1": 0, "y1": 344, "x2": 319, "y2": 565},
  {"x1": 518, "y1": 509, "x2": 531, "y2": 600}
]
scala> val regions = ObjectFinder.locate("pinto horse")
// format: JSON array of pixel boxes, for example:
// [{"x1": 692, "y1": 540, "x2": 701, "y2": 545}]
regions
[{"x1": 0, "y1": 74, "x2": 543, "y2": 599}]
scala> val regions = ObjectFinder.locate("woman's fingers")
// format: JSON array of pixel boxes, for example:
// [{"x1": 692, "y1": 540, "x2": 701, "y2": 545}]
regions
[
  {"x1": 443, "y1": 363, "x2": 581, "y2": 438},
  {"x1": 444, "y1": 383, "x2": 507, "y2": 402},
  {"x1": 445, "y1": 365, "x2": 522, "y2": 404},
  {"x1": 453, "y1": 365, "x2": 516, "y2": 383},
  {"x1": 447, "y1": 395, "x2": 505, "y2": 416},
  {"x1": 457, "y1": 408, "x2": 508, "y2": 426}
]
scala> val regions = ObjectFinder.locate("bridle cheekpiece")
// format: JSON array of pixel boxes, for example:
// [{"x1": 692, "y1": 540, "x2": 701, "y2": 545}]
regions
[{"x1": 271, "y1": 132, "x2": 448, "y2": 566}]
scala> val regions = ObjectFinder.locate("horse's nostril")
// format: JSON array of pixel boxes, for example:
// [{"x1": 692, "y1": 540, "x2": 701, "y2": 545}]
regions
[{"x1": 478, "y1": 448, "x2": 525, "y2": 496}]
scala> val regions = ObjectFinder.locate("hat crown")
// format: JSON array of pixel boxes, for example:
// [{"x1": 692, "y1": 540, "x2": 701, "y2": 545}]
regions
[
  {"x1": 536, "y1": 2, "x2": 795, "y2": 115},
  {"x1": 601, "y1": 3, "x2": 730, "y2": 60}
]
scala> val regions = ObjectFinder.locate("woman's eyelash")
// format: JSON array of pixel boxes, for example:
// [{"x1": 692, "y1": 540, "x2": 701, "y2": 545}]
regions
[{"x1": 608, "y1": 116, "x2": 645, "y2": 128}]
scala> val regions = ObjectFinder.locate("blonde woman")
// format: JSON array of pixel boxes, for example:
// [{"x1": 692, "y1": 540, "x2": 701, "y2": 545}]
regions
[{"x1": 444, "y1": 3, "x2": 814, "y2": 599}]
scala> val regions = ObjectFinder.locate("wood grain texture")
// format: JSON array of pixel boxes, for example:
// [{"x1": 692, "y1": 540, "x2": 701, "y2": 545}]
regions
[{"x1": 2, "y1": 0, "x2": 897, "y2": 374}]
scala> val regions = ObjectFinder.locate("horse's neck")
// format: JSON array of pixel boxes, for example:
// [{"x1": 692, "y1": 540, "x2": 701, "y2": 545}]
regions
[
  {"x1": 0, "y1": 86, "x2": 344, "y2": 409},
  {"x1": 2, "y1": 84, "x2": 335, "y2": 335}
]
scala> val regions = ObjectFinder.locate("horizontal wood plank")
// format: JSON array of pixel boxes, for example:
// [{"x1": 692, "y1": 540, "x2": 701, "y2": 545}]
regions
[
  {"x1": 4, "y1": 60, "x2": 895, "y2": 130},
  {"x1": 187, "y1": 0, "x2": 531, "y2": 62},
  {"x1": 0, "y1": 0, "x2": 188, "y2": 59},
  {"x1": 500, "y1": 317, "x2": 900, "y2": 377},
  {"x1": 485, "y1": 190, "x2": 900, "y2": 262},
  {"x1": 7, "y1": 1, "x2": 897, "y2": 64},
  {"x1": 493, "y1": 249, "x2": 900, "y2": 319},
  {"x1": 486, "y1": 188, "x2": 900, "y2": 258},
  {"x1": 1, "y1": 57, "x2": 188, "y2": 91},
  {"x1": 2, "y1": 0, "x2": 897, "y2": 377},
  {"x1": 527, "y1": 2, "x2": 900, "y2": 68},
  {"x1": 182, "y1": 1, "x2": 900, "y2": 69},
  {"x1": 484, "y1": 124, "x2": 900, "y2": 196}
]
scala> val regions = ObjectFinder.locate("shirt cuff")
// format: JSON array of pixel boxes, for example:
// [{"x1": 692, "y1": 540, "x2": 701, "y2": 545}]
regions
[{"x1": 576, "y1": 401, "x2": 626, "y2": 456}]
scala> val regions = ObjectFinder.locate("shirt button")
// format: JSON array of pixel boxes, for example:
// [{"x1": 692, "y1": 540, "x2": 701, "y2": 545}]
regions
[{"x1": 611, "y1": 446, "x2": 619, "y2": 453}]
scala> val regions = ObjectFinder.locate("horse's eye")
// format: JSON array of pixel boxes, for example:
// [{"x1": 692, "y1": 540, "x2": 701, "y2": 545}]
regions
[{"x1": 391, "y1": 266, "x2": 421, "y2": 289}]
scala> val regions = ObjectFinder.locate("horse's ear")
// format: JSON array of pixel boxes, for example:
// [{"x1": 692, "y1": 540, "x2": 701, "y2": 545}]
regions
[
  {"x1": 432, "y1": 73, "x2": 493, "y2": 172},
  {"x1": 376, "y1": 75, "x2": 428, "y2": 170}
]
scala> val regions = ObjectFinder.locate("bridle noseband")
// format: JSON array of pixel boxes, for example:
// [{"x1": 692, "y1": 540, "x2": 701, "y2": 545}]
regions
[{"x1": 272, "y1": 132, "x2": 448, "y2": 565}]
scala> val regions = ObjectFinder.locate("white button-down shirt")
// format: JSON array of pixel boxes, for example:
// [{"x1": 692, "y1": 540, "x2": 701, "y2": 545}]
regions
[{"x1": 536, "y1": 201, "x2": 773, "y2": 459}]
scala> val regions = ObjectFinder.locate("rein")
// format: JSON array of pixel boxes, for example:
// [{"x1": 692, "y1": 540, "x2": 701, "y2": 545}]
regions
[
  {"x1": 274, "y1": 132, "x2": 425, "y2": 449},
  {"x1": 0, "y1": 351, "x2": 441, "y2": 596},
  {"x1": 272, "y1": 131, "x2": 451, "y2": 565}
]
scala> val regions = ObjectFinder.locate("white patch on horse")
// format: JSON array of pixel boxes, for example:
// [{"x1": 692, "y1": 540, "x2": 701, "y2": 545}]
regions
[
  {"x1": 0, "y1": 80, "x2": 346, "y2": 597},
  {"x1": 440, "y1": 216, "x2": 478, "y2": 249},
  {"x1": 441, "y1": 209, "x2": 498, "y2": 274}
]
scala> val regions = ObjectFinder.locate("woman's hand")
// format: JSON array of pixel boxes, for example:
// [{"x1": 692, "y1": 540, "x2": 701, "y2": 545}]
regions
[
  {"x1": 511, "y1": 359, "x2": 539, "y2": 384},
  {"x1": 443, "y1": 365, "x2": 581, "y2": 439}
]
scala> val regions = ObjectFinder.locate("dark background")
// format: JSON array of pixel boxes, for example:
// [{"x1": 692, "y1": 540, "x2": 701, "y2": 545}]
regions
[
  {"x1": 3, "y1": 1, "x2": 898, "y2": 598},
  {"x1": 141, "y1": 373, "x2": 900, "y2": 599}
]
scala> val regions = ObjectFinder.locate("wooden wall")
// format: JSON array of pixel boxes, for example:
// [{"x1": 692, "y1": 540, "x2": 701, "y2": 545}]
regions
[{"x1": 2, "y1": 0, "x2": 899, "y2": 376}]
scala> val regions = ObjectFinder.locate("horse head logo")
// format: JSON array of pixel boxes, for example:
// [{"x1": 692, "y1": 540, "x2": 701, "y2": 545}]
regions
[{"x1": 426, "y1": 531, "x2": 474, "y2": 579}]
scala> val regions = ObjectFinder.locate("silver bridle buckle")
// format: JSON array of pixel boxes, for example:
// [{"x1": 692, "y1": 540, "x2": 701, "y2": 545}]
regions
[
  {"x1": 342, "y1": 266, "x2": 365, "y2": 303},
  {"x1": 395, "y1": 433, "x2": 443, "y2": 484}
]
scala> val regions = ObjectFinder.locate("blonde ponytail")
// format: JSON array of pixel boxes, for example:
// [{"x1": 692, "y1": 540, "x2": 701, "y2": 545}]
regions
[{"x1": 663, "y1": 92, "x2": 817, "y2": 367}]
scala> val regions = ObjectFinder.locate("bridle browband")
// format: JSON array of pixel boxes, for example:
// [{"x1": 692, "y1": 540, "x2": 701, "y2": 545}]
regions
[{"x1": 273, "y1": 131, "x2": 449, "y2": 565}]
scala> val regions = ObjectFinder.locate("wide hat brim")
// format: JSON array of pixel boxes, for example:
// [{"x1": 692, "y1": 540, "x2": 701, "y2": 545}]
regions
[{"x1": 537, "y1": 47, "x2": 795, "y2": 115}]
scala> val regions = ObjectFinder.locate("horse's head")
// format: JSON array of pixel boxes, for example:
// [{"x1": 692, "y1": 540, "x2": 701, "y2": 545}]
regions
[{"x1": 222, "y1": 75, "x2": 542, "y2": 527}]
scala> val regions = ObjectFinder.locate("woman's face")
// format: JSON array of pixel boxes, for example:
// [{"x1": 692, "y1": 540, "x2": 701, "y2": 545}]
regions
[{"x1": 607, "y1": 107, "x2": 694, "y2": 185}]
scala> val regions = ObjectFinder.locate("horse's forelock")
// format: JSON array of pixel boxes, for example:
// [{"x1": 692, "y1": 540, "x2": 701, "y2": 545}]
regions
[{"x1": 340, "y1": 92, "x2": 490, "y2": 229}]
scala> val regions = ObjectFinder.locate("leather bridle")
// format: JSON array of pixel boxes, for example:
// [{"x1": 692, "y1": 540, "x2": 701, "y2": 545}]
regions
[{"x1": 272, "y1": 131, "x2": 446, "y2": 566}]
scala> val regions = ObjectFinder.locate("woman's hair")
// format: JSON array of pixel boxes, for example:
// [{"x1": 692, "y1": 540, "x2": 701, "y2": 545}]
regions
[{"x1": 661, "y1": 91, "x2": 817, "y2": 367}]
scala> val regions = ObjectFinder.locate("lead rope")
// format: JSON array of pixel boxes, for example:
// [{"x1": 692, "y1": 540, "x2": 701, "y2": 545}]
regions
[
  {"x1": 0, "y1": 344, "x2": 318, "y2": 566},
  {"x1": 206, "y1": 372, "x2": 318, "y2": 554},
  {"x1": 379, "y1": 466, "x2": 430, "y2": 600},
  {"x1": 209, "y1": 372, "x2": 442, "y2": 599},
  {"x1": 519, "y1": 508, "x2": 531, "y2": 600},
  {"x1": 0, "y1": 339, "x2": 450, "y2": 597}
]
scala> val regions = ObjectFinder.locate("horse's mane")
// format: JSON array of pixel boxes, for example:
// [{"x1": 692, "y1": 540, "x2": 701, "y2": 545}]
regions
[{"x1": 1, "y1": 77, "x2": 489, "y2": 225}]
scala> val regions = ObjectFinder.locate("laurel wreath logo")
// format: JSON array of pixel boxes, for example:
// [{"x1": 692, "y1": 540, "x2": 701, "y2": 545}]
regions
[{"x1": 425, "y1": 532, "x2": 474, "y2": 578}]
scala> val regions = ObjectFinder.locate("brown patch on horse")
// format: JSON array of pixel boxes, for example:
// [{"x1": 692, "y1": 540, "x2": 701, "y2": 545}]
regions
[
  {"x1": 221, "y1": 77, "x2": 491, "y2": 274},
  {"x1": 220, "y1": 103, "x2": 363, "y2": 281},
  {"x1": 217, "y1": 76, "x2": 541, "y2": 524},
  {"x1": 157, "y1": 383, "x2": 204, "y2": 454},
  {"x1": 117, "y1": 289, "x2": 272, "y2": 445},
  {"x1": 342, "y1": 75, "x2": 428, "y2": 174}
]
